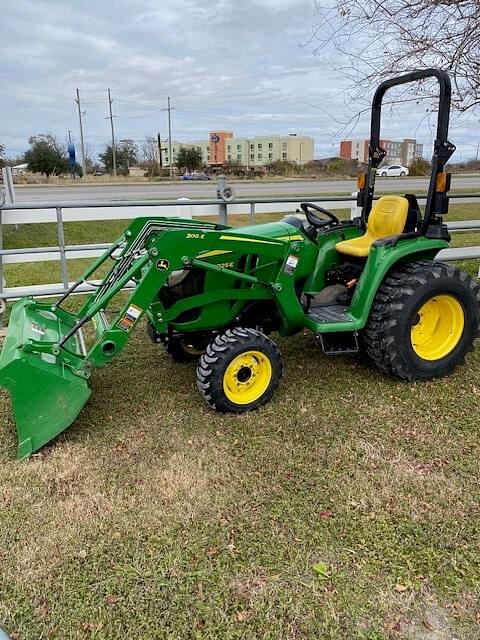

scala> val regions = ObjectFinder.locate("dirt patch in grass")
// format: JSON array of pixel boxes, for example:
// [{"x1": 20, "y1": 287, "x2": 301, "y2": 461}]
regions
[
  {"x1": 2, "y1": 430, "x2": 235, "y2": 586},
  {"x1": 230, "y1": 568, "x2": 275, "y2": 602},
  {"x1": 351, "y1": 438, "x2": 466, "y2": 519},
  {"x1": 403, "y1": 600, "x2": 454, "y2": 639}
]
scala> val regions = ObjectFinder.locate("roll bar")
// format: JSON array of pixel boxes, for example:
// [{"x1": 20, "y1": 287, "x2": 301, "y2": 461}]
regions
[{"x1": 361, "y1": 68, "x2": 456, "y2": 232}]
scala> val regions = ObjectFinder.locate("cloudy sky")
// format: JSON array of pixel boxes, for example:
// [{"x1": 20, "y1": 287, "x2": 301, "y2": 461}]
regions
[{"x1": 0, "y1": 0, "x2": 477, "y2": 161}]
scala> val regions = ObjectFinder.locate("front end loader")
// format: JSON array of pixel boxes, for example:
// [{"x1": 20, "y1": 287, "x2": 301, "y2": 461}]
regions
[{"x1": 1, "y1": 68, "x2": 479, "y2": 458}]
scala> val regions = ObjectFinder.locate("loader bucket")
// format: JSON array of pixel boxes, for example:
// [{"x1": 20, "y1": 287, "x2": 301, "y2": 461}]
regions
[{"x1": 0, "y1": 298, "x2": 91, "y2": 459}]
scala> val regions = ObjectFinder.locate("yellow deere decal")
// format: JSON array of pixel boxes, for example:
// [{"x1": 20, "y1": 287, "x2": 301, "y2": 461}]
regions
[
  {"x1": 276, "y1": 234, "x2": 304, "y2": 241},
  {"x1": 219, "y1": 235, "x2": 282, "y2": 245},
  {"x1": 197, "y1": 249, "x2": 233, "y2": 259}
]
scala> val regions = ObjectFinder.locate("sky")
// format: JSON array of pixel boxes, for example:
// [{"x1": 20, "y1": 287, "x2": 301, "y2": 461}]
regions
[{"x1": 0, "y1": 0, "x2": 477, "y2": 162}]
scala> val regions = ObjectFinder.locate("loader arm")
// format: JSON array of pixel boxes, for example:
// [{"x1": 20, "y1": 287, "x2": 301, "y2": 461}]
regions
[{"x1": 0, "y1": 217, "x2": 309, "y2": 458}]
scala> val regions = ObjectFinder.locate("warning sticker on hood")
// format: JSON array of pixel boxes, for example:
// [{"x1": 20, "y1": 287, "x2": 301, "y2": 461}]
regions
[
  {"x1": 283, "y1": 254, "x2": 299, "y2": 275},
  {"x1": 117, "y1": 304, "x2": 143, "y2": 332}
]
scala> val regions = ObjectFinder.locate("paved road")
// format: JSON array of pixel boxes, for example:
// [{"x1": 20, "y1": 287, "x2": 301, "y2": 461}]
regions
[{"x1": 12, "y1": 175, "x2": 480, "y2": 203}]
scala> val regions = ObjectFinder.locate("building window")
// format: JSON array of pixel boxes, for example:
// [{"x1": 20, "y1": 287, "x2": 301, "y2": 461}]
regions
[
  {"x1": 227, "y1": 145, "x2": 231, "y2": 151},
  {"x1": 237, "y1": 154, "x2": 242, "y2": 160},
  {"x1": 282, "y1": 142, "x2": 287, "y2": 149},
  {"x1": 250, "y1": 154, "x2": 254, "y2": 161},
  {"x1": 268, "y1": 153, "x2": 273, "y2": 159},
  {"x1": 257, "y1": 143, "x2": 262, "y2": 149},
  {"x1": 268, "y1": 143, "x2": 273, "y2": 149},
  {"x1": 250, "y1": 144, "x2": 254, "y2": 150},
  {"x1": 258, "y1": 153, "x2": 262, "y2": 160},
  {"x1": 227, "y1": 154, "x2": 232, "y2": 161},
  {"x1": 237, "y1": 144, "x2": 242, "y2": 150},
  {"x1": 282, "y1": 152, "x2": 287, "y2": 159}
]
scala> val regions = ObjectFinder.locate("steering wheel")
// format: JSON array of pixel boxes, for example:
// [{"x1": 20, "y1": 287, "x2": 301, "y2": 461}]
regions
[{"x1": 300, "y1": 202, "x2": 340, "y2": 228}]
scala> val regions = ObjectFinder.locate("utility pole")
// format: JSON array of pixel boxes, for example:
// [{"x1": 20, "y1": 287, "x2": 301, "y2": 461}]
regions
[
  {"x1": 107, "y1": 88, "x2": 117, "y2": 176},
  {"x1": 167, "y1": 96, "x2": 173, "y2": 179},
  {"x1": 75, "y1": 89, "x2": 87, "y2": 178},
  {"x1": 67, "y1": 130, "x2": 72, "y2": 143}
]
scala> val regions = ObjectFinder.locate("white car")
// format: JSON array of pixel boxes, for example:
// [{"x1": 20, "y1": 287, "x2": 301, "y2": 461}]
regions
[{"x1": 376, "y1": 164, "x2": 409, "y2": 177}]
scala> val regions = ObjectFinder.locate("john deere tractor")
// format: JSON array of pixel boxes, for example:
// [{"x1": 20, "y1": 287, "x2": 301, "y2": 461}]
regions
[{"x1": 1, "y1": 69, "x2": 479, "y2": 459}]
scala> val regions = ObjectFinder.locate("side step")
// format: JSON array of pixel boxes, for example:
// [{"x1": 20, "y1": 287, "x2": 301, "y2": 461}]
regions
[
  {"x1": 307, "y1": 304, "x2": 350, "y2": 324},
  {"x1": 317, "y1": 331, "x2": 359, "y2": 355}
]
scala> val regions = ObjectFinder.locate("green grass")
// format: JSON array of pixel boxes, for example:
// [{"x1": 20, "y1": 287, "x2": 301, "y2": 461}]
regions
[{"x1": 0, "y1": 203, "x2": 480, "y2": 639}]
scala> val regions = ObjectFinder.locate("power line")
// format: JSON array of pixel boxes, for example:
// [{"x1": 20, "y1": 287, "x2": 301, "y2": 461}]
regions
[{"x1": 115, "y1": 111, "x2": 162, "y2": 119}]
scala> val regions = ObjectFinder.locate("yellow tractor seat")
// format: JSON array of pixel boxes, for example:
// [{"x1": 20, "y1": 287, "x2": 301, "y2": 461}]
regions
[{"x1": 336, "y1": 195, "x2": 409, "y2": 258}]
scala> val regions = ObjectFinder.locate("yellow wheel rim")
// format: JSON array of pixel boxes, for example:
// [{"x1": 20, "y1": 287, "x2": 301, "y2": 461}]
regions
[
  {"x1": 223, "y1": 350, "x2": 272, "y2": 405},
  {"x1": 411, "y1": 294, "x2": 464, "y2": 361}
]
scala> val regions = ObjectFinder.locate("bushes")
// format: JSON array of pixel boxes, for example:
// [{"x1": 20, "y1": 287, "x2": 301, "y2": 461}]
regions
[
  {"x1": 408, "y1": 158, "x2": 431, "y2": 176},
  {"x1": 448, "y1": 159, "x2": 480, "y2": 173},
  {"x1": 266, "y1": 160, "x2": 298, "y2": 177}
]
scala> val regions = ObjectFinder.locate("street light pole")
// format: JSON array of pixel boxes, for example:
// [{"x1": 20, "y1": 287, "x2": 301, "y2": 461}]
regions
[
  {"x1": 107, "y1": 88, "x2": 117, "y2": 177},
  {"x1": 167, "y1": 97, "x2": 173, "y2": 179},
  {"x1": 75, "y1": 88, "x2": 87, "y2": 178}
]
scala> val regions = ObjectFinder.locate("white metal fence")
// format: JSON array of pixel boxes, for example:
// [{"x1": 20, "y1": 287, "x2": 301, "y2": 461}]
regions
[{"x1": 0, "y1": 193, "x2": 479, "y2": 306}]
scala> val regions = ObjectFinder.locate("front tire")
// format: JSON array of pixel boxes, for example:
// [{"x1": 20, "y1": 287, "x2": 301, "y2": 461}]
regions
[
  {"x1": 364, "y1": 261, "x2": 480, "y2": 380},
  {"x1": 196, "y1": 327, "x2": 283, "y2": 412}
]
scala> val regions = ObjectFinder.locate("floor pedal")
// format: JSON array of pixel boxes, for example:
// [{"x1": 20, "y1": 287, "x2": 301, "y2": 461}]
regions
[{"x1": 317, "y1": 332, "x2": 359, "y2": 355}]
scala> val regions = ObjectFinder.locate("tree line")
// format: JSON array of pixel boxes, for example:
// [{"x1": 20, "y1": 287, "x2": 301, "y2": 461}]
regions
[{"x1": 0, "y1": 135, "x2": 204, "y2": 177}]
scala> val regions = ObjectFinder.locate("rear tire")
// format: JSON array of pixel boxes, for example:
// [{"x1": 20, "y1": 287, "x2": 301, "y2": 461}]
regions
[
  {"x1": 196, "y1": 327, "x2": 283, "y2": 412},
  {"x1": 364, "y1": 260, "x2": 480, "y2": 380},
  {"x1": 400, "y1": 171, "x2": 406, "y2": 176}
]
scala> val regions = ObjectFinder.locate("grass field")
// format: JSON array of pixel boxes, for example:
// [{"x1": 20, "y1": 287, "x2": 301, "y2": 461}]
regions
[{"x1": 0, "y1": 204, "x2": 479, "y2": 639}]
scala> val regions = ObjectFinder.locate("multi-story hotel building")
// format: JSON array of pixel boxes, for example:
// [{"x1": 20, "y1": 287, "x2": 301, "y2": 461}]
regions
[
  {"x1": 340, "y1": 138, "x2": 423, "y2": 166},
  {"x1": 162, "y1": 131, "x2": 314, "y2": 168}
]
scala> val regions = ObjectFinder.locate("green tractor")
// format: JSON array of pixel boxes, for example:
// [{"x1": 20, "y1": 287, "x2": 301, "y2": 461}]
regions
[{"x1": 1, "y1": 69, "x2": 479, "y2": 459}]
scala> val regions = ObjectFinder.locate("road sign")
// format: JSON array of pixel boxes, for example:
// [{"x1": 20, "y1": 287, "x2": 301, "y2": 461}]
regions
[
  {"x1": 68, "y1": 143, "x2": 76, "y2": 176},
  {"x1": 210, "y1": 134, "x2": 220, "y2": 143}
]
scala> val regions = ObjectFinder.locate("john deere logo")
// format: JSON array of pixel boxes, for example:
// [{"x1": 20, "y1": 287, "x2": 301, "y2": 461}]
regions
[{"x1": 156, "y1": 259, "x2": 170, "y2": 271}]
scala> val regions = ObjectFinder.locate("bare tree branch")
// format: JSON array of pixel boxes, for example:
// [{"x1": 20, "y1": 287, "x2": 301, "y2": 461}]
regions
[{"x1": 312, "y1": 0, "x2": 480, "y2": 112}]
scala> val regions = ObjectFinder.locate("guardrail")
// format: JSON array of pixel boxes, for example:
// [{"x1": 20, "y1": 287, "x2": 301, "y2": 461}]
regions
[{"x1": 0, "y1": 192, "x2": 479, "y2": 305}]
